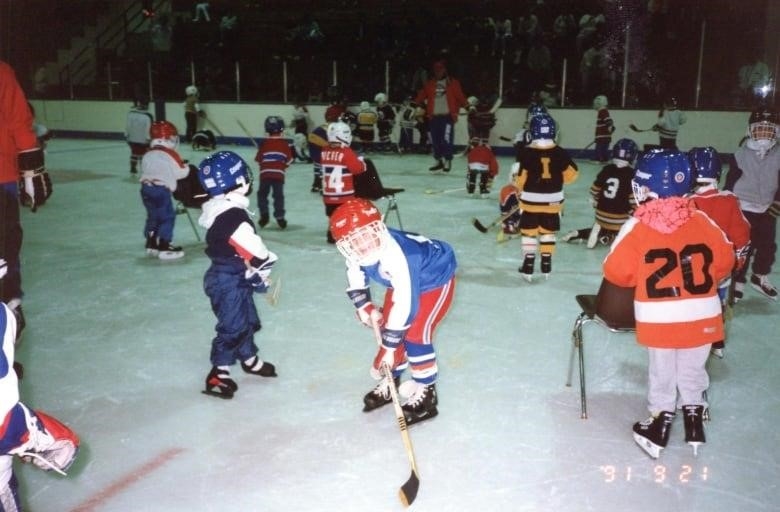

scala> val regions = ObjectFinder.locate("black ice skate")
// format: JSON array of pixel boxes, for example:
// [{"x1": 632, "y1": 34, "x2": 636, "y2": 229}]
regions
[
  {"x1": 363, "y1": 376, "x2": 400, "y2": 412},
  {"x1": 682, "y1": 405, "x2": 706, "y2": 456},
  {"x1": 750, "y1": 274, "x2": 778, "y2": 300},
  {"x1": 241, "y1": 356, "x2": 277, "y2": 377},
  {"x1": 429, "y1": 159, "x2": 444, "y2": 172},
  {"x1": 203, "y1": 367, "x2": 238, "y2": 399},
  {"x1": 145, "y1": 231, "x2": 159, "y2": 257},
  {"x1": 311, "y1": 176, "x2": 322, "y2": 193},
  {"x1": 519, "y1": 254, "x2": 535, "y2": 282},
  {"x1": 633, "y1": 411, "x2": 675, "y2": 459},
  {"x1": 401, "y1": 382, "x2": 438, "y2": 425},
  {"x1": 157, "y1": 240, "x2": 184, "y2": 260},
  {"x1": 258, "y1": 214, "x2": 270, "y2": 228},
  {"x1": 276, "y1": 218, "x2": 287, "y2": 230},
  {"x1": 541, "y1": 253, "x2": 552, "y2": 279}
]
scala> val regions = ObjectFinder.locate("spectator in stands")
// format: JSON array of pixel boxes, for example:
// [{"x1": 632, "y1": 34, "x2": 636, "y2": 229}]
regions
[
  {"x1": 738, "y1": 50, "x2": 772, "y2": 106},
  {"x1": 192, "y1": 2, "x2": 210, "y2": 22}
]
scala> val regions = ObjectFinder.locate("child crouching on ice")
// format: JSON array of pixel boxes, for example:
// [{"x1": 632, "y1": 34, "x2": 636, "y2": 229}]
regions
[{"x1": 197, "y1": 151, "x2": 279, "y2": 399}]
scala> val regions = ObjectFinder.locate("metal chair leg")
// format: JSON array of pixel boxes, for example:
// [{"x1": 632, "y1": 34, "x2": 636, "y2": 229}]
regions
[
  {"x1": 383, "y1": 195, "x2": 403, "y2": 230},
  {"x1": 177, "y1": 202, "x2": 201, "y2": 242}
]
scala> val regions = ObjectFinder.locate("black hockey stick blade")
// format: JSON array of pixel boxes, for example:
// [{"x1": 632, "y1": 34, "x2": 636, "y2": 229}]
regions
[
  {"x1": 399, "y1": 469, "x2": 420, "y2": 507},
  {"x1": 472, "y1": 218, "x2": 489, "y2": 233}
]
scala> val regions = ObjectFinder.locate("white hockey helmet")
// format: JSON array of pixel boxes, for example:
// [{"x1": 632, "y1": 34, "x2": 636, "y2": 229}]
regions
[
  {"x1": 467, "y1": 96, "x2": 479, "y2": 107},
  {"x1": 185, "y1": 85, "x2": 198, "y2": 96},
  {"x1": 360, "y1": 101, "x2": 370, "y2": 110},
  {"x1": 374, "y1": 92, "x2": 387, "y2": 105},
  {"x1": 327, "y1": 121, "x2": 353, "y2": 147},
  {"x1": 593, "y1": 94, "x2": 608, "y2": 109}
]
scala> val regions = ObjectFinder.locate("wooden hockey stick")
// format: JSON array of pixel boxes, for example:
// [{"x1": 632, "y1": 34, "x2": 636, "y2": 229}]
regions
[
  {"x1": 266, "y1": 275, "x2": 281, "y2": 306},
  {"x1": 472, "y1": 205, "x2": 521, "y2": 233},
  {"x1": 236, "y1": 119, "x2": 259, "y2": 148},
  {"x1": 628, "y1": 123, "x2": 655, "y2": 133},
  {"x1": 371, "y1": 320, "x2": 420, "y2": 507}
]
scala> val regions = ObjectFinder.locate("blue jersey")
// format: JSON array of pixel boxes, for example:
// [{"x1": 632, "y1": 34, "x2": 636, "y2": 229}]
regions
[{"x1": 345, "y1": 228, "x2": 457, "y2": 330}]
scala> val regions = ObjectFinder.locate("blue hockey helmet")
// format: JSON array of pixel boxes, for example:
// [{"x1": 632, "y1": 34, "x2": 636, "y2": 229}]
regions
[
  {"x1": 526, "y1": 104, "x2": 547, "y2": 123},
  {"x1": 264, "y1": 115, "x2": 285, "y2": 134},
  {"x1": 688, "y1": 146, "x2": 722, "y2": 184},
  {"x1": 632, "y1": 148, "x2": 692, "y2": 203},
  {"x1": 198, "y1": 151, "x2": 251, "y2": 197},
  {"x1": 612, "y1": 138, "x2": 639, "y2": 163},
  {"x1": 529, "y1": 113, "x2": 556, "y2": 141}
]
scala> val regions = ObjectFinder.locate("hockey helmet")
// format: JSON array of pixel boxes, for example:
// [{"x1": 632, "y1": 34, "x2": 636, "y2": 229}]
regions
[
  {"x1": 330, "y1": 198, "x2": 388, "y2": 265},
  {"x1": 197, "y1": 151, "x2": 251, "y2": 197},
  {"x1": 264, "y1": 115, "x2": 285, "y2": 134},
  {"x1": 134, "y1": 95, "x2": 149, "y2": 110},
  {"x1": 150, "y1": 120, "x2": 179, "y2": 149},
  {"x1": 664, "y1": 96, "x2": 678, "y2": 109},
  {"x1": 374, "y1": 92, "x2": 387, "y2": 105},
  {"x1": 529, "y1": 113, "x2": 556, "y2": 141},
  {"x1": 746, "y1": 107, "x2": 778, "y2": 157},
  {"x1": 593, "y1": 94, "x2": 608, "y2": 109},
  {"x1": 360, "y1": 101, "x2": 371, "y2": 111},
  {"x1": 327, "y1": 121, "x2": 353, "y2": 147},
  {"x1": 688, "y1": 146, "x2": 722, "y2": 184},
  {"x1": 186, "y1": 85, "x2": 198, "y2": 96},
  {"x1": 632, "y1": 148, "x2": 692, "y2": 203},
  {"x1": 612, "y1": 138, "x2": 639, "y2": 165},
  {"x1": 526, "y1": 104, "x2": 548, "y2": 125}
]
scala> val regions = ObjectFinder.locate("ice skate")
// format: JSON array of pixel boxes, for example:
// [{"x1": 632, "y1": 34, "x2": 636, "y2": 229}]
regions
[
  {"x1": 561, "y1": 230, "x2": 580, "y2": 243},
  {"x1": 7, "y1": 298, "x2": 25, "y2": 343},
  {"x1": 633, "y1": 411, "x2": 675, "y2": 458},
  {"x1": 541, "y1": 253, "x2": 552, "y2": 279},
  {"x1": 258, "y1": 214, "x2": 270, "y2": 228},
  {"x1": 363, "y1": 376, "x2": 400, "y2": 412},
  {"x1": 400, "y1": 381, "x2": 438, "y2": 425},
  {"x1": 276, "y1": 218, "x2": 287, "y2": 229},
  {"x1": 750, "y1": 274, "x2": 778, "y2": 300},
  {"x1": 429, "y1": 159, "x2": 444, "y2": 172},
  {"x1": 157, "y1": 240, "x2": 184, "y2": 260},
  {"x1": 145, "y1": 231, "x2": 159, "y2": 257},
  {"x1": 682, "y1": 405, "x2": 706, "y2": 456},
  {"x1": 710, "y1": 341, "x2": 724, "y2": 359},
  {"x1": 241, "y1": 356, "x2": 277, "y2": 377},
  {"x1": 310, "y1": 176, "x2": 322, "y2": 193},
  {"x1": 734, "y1": 281, "x2": 745, "y2": 303},
  {"x1": 442, "y1": 160, "x2": 451, "y2": 173},
  {"x1": 203, "y1": 367, "x2": 238, "y2": 399},
  {"x1": 519, "y1": 254, "x2": 535, "y2": 282}
]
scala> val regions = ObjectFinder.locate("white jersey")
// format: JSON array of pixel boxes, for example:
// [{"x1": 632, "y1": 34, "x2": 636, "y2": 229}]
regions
[{"x1": 126, "y1": 108, "x2": 153, "y2": 144}]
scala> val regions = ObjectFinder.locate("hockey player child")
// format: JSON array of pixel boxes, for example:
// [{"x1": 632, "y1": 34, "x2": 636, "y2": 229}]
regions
[
  {"x1": 725, "y1": 107, "x2": 780, "y2": 302},
  {"x1": 466, "y1": 138, "x2": 499, "y2": 197},
  {"x1": 688, "y1": 146, "x2": 751, "y2": 358},
  {"x1": 330, "y1": 198, "x2": 457, "y2": 425},
  {"x1": 321, "y1": 121, "x2": 387, "y2": 244},
  {"x1": 290, "y1": 104, "x2": 312, "y2": 163},
  {"x1": 374, "y1": 92, "x2": 396, "y2": 153},
  {"x1": 197, "y1": 151, "x2": 279, "y2": 399},
  {"x1": 1, "y1": 258, "x2": 80, "y2": 508},
  {"x1": 139, "y1": 120, "x2": 189, "y2": 260},
  {"x1": 356, "y1": 101, "x2": 377, "y2": 153},
  {"x1": 125, "y1": 97, "x2": 153, "y2": 174},
  {"x1": 397, "y1": 97, "x2": 417, "y2": 154},
  {"x1": 511, "y1": 113, "x2": 578, "y2": 281},
  {"x1": 254, "y1": 115, "x2": 293, "y2": 230},
  {"x1": 513, "y1": 103, "x2": 548, "y2": 150},
  {"x1": 603, "y1": 149, "x2": 735, "y2": 458},
  {"x1": 592, "y1": 94, "x2": 614, "y2": 163},
  {"x1": 306, "y1": 107, "x2": 340, "y2": 193},
  {"x1": 183, "y1": 85, "x2": 204, "y2": 143},
  {"x1": 562, "y1": 138, "x2": 638, "y2": 248},
  {"x1": 653, "y1": 96, "x2": 686, "y2": 150}
]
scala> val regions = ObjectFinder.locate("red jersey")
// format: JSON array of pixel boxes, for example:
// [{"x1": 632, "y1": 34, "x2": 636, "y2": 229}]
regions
[
  {"x1": 594, "y1": 107, "x2": 613, "y2": 142},
  {"x1": 254, "y1": 136, "x2": 293, "y2": 183},
  {"x1": 467, "y1": 145, "x2": 498, "y2": 178},
  {"x1": 604, "y1": 197, "x2": 735, "y2": 349},
  {"x1": 689, "y1": 186, "x2": 751, "y2": 255},
  {"x1": 320, "y1": 145, "x2": 367, "y2": 205},
  {"x1": 0, "y1": 62, "x2": 37, "y2": 184}
]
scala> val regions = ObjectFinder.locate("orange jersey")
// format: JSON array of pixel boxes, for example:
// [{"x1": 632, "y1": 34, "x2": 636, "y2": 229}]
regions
[
  {"x1": 321, "y1": 146, "x2": 367, "y2": 205},
  {"x1": 603, "y1": 197, "x2": 735, "y2": 349}
]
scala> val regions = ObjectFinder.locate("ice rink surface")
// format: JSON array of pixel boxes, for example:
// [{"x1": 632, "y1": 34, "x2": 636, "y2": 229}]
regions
[{"x1": 13, "y1": 138, "x2": 780, "y2": 511}]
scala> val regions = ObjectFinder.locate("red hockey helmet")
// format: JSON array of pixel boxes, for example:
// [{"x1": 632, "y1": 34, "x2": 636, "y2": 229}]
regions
[
  {"x1": 330, "y1": 199, "x2": 388, "y2": 265},
  {"x1": 150, "y1": 120, "x2": 179, "y2": 148}
]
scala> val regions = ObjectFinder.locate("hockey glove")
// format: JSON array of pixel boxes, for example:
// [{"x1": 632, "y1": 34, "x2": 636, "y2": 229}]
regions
[
  {"x1": 245, "y1": 251, "x2": 278, "y2": 293},
  {"x1": 346, "y1": 287, "x2": 383, "y2": 327},
  {"x1": 735, "y1": 243, "x2": 751, "y2": 271},
  {"x1": 768, "y1": 201, "x2": 780, "y2": 218},
  {"x1": 370, "y1": 328, "x2": 406, "y2": 379},
  {"x1": 9, "y1": 405, "x2": 80, "y2": 475},
  {"x1": 18, "y1": 147, "x2": 52, "y2": 212}
]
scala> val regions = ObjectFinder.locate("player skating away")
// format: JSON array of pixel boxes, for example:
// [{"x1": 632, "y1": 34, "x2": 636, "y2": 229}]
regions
[
  {"x1": 255, "y1": 116, "x2": 294, "y2": 229},
  {"x1": 125, "y1": 97, "x2": 153, "y2": 174},
  {"x1": 592, "y1": 94, "x2": 614, "y2": 163},
  {"x1": 197, "y1": 152, "x2": 279, "y2": 399},
  {"x1": 688, "y1": 147, "x2": 751, "y2": 358},
  {"x1": 466, "y1": 139, "x2": 498, "y2": 197},
  {"x1": 562, "y1": 138, "x2": 638, "y2": 248},
  {"x1": 356, "y1": 101, "x2": 378, "y2": 153},
  {"x1": 139, "y1": 120, "x2": 189, "y2": 260},
  {"x1": 511, "y1": 113, "x2": 578, "y2": 281},
  {"x1": 330, "y1": 199, "x2": 457, "y2": 425},
  {"x1": 1, "y1": 259, "x2": 80, "y2": 507},
  {"x1": 374, "y1": 92, "x2": 396, "y2": 153},
  {"x1": 604, "y1": 149, "x2": 735, "y2": 459},
  {"x1": 724, "y1": 107, "x2": 780, "y2": 301},
  {"x1": 183, "y1": 85, "x2": 204, "y2": 143}
]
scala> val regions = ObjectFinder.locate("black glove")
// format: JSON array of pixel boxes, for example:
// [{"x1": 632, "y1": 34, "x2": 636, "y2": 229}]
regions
[{"x1": 18, "y1": 147, "x2": 52, "y2": 212}]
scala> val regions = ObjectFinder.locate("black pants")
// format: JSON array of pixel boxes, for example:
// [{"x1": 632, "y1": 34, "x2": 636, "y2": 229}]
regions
[
  {"x1": 735, "y1": 209, "x2": 777, "y2": 281},
  {"x1": 0, "y1": 184, "x2": 23, "y2": 302}
]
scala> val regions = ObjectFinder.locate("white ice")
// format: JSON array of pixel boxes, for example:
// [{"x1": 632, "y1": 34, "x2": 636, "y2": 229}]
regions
[{"x1": 13, "y1": 139, "x2": 780, "y2": 511}]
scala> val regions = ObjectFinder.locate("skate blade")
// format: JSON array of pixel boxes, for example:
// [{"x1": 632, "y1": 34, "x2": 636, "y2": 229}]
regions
[
  {"x1": 202, "y1": 389, "x2": 234, "y2": 399},
  {"x1": 632, "y1": 433, "x2": 662, "y2": 459},
  {"x1": 687, "y1": 441, "x2": 703, "y2": 456},
  {"x1": 521, "y1": 274, "x2": 533, "y2": 283}
]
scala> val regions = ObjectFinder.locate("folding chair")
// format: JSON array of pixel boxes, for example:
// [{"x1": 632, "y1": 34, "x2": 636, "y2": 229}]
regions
[
  {"x1": 566, "y1": 278, "x2": 636, "y2": 419},
  {"x1": 380, "y1": 188, "x2": 404, "y2": 230}
]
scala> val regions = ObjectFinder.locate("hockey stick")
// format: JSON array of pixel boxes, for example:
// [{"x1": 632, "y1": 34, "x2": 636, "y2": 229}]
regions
[
  {"x1": 499, "y1": 135, "x2": 513, "y2": 142},
  {"x1": 236, "y1": 119, "x2": 259, "y2": 148},
  {"x1": 582, "y1": 140, "x2": 596, "y2": 151},
  {"x1": 266, "y1": 275, "x2": 281, "y2": 306},
  {"x1": 628, "y1": 123, "x2": 655, "y2": 133},
  {"x1": 371, "y1": 320, "x2": 420, "y2": 507},
  {"x1": 472, "y1": 205, "x2": 521, "y2": 233},
  {"x1": 586, "y1": 222, "x2": 601, "y2": 249},
  {"x1": 424, "y1": 187, "x2": 462, "y2": 195}
]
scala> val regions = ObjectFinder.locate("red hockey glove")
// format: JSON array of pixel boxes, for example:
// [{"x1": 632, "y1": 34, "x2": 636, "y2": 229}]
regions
[
  {"x1": 347, "y1": 288, "x2": 383, "y2": 327},
  {"x1": 370, "y1": 328, "x2": 406, "y2": 379}
]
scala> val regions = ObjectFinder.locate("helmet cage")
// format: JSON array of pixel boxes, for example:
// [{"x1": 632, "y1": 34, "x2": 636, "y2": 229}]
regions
[{"x1": 335, "y1": 219, "x2": 388, "y2": 265}]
